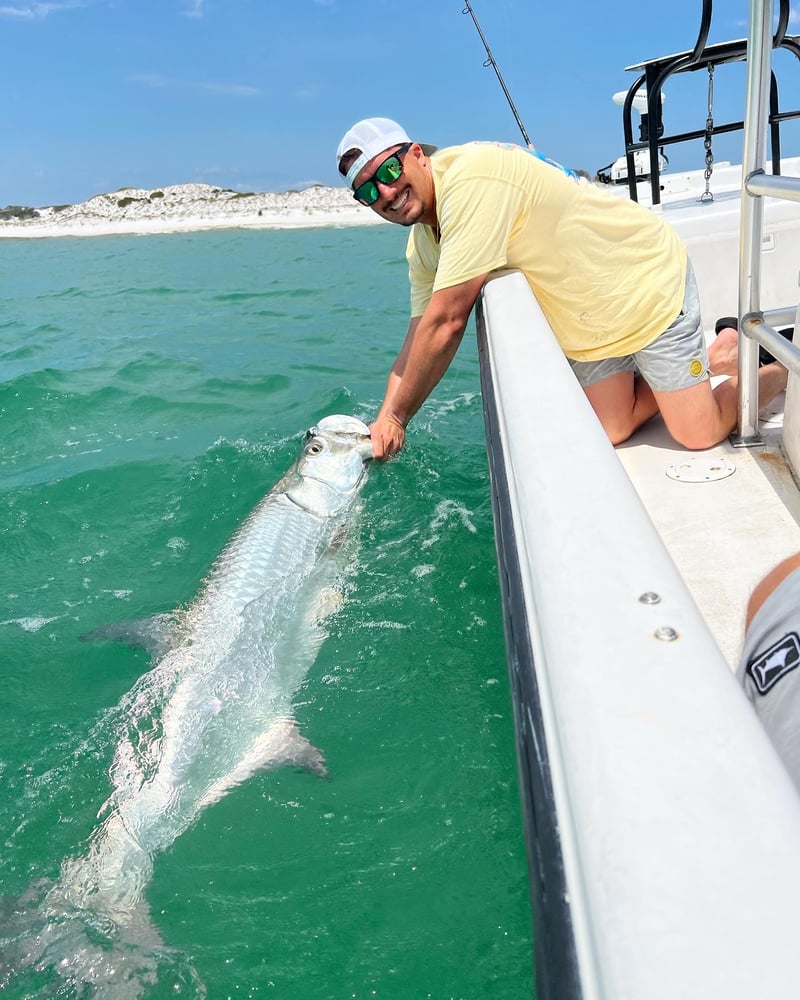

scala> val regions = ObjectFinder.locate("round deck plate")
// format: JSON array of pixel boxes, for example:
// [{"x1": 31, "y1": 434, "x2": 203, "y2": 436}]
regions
[{"x1": 666, "y1": 456, "x2": 736, "y2": 483}]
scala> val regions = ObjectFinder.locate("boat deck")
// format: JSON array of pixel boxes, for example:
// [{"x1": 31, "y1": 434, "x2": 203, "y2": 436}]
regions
[
  {"x1": 610, "y1": 159, "x2": 800, "y2": 667},
  {"x1": 617, "y1": 387, "x2": 800, "y2": 666}
]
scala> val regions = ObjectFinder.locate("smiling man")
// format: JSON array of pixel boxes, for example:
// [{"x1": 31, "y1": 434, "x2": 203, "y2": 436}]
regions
[{"x1": 336, "y1": 117, "x2": 787, "y2": 460}]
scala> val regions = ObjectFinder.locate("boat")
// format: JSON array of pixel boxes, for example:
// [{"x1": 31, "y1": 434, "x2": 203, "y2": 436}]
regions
[{"x1": 475, "y1": 1, "x2": 800, "y2": 996}]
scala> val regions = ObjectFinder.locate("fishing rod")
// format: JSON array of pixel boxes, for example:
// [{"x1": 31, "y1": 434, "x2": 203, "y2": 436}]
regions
[{"x1": 462, "y1": 0, "x2": 533, "y2": 148}]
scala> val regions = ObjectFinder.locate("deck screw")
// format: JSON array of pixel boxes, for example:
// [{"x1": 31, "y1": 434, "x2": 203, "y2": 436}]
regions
[
  {"x1": 638, "y1": 592, "x2": 661, "y2": 605},
  {"x1": 654, "y1": 626, "x2": 679, "y2": 642}
]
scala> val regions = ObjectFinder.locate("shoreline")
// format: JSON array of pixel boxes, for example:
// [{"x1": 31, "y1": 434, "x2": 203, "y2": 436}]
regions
[{"x1": 0, "y1": 183, "x2": 386, "y2": 240}]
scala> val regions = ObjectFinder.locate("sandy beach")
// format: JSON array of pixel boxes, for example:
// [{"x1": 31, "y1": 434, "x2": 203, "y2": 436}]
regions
[{"x1": 0, "y1": 182, "x2": 385, "y2": 239}]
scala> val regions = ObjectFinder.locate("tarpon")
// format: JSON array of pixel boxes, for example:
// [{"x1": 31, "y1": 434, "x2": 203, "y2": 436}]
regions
[{"x1": 1, "y1": 414, "x2": 372, "y2": 996}]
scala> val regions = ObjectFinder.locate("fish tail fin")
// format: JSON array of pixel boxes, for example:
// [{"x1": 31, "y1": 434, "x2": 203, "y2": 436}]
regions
[{"x1": 0, "y1": 879, "x2": 206, "y2": 998}]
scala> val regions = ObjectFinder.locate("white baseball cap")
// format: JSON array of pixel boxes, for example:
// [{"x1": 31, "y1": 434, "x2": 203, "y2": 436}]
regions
[{"x1": 336, "y1": 117, "x2": 437, "y2": 187}]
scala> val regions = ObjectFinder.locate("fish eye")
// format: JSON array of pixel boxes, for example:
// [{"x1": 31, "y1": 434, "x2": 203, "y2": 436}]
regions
[{"x1": 304, "y1": 441, "x2": 324, "y2": 456}]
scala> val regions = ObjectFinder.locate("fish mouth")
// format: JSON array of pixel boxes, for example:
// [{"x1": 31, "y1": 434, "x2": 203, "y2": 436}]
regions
[
  {"x1": 309, "y1": 414, "x2": 370, "y2": 438},
  {"x1": 305, "y1": 414, "x2": 373, "y2": 462}
]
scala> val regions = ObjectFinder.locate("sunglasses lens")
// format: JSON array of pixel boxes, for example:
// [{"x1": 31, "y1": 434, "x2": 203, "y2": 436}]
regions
[
  {"x1": 375, "y1": 155, "x2": 403, "y2": 185},
  {"x1": 354, "y1": 181, "x2": 379, "y2": 206},
  {"x1": 353, "y1": 146, "x2": 409, "y2": 206}
]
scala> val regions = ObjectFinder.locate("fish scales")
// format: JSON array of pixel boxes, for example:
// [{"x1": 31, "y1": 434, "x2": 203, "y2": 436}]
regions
[{"x1": 0, "y1": 415, "x2": 372, "y2": 996}]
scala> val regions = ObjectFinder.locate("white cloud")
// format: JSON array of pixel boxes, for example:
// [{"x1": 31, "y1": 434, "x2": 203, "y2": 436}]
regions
[
  {"x1": 132, "y1": 73, "x2": 261, "y2": 97},
  {"x1": 182, "y1": 0, "x2": 204, "y2": 17},
  {"x1": 0, "y1": 1, "x2": 85, "y2": 17}
]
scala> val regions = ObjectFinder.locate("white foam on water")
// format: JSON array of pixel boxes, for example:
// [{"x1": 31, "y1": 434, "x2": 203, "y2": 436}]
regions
[
  {"x1": 360, "y1": 620, "x2": 411, "y2": 631},
  {"x1": 420, "y1": 499, "x2": 477, "y2": 550},
  {"x1": 1, "y1": 616, "x2": 59, "y2": 632}
]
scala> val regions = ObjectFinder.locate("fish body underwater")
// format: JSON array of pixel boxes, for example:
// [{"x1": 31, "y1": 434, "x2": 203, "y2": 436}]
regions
[{"x1": 0, "y1": 414, "x2": 373, "y2": 997}]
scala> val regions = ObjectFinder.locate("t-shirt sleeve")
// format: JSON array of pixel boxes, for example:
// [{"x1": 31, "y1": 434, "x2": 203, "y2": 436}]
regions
[
  {"x1": 408, "y1": 229, "x2": 437, "y2": 318},
  {"x1": 433, "y1": 163, "x2": 525, "y2": 295}
]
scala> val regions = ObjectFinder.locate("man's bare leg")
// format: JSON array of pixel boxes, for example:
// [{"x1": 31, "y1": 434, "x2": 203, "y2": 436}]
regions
[
  {"x1": 708, "y1": 325, "x2": 740, "y2": 376},
  {"x1": 654, "y1": 362, "x2": 788, "y2": 449},
  {"x1": 583, "y1": 372, "x2": 660, "y2": 445},
  {"x1": 583, "y1": 332, "x2": 788, "y2": 449}
]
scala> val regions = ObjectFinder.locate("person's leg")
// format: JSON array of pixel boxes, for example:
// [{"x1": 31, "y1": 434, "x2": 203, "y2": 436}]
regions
[
  {"x1": 633, "y1": 260, "x2": 788, "y2": 448},
  {"x1": 652, "y1": 362, "x2": 788, "y2": 450},
  {"x1": 572, "y1": 294, "x2": 787, "y2": 448},
  {"x1": 708, "y1": 325, "x2": 739, "y2": 376},
  {"x1": 582, "y1": 371, "x2": 660, "y2": 445},
  {"x1": 709, "y1": 317, "x2": 795, "y2": 372}
]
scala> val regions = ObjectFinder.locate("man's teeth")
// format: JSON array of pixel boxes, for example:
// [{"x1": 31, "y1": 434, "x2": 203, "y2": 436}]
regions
[{"x1": 391, "y1": 191, "x2": 409, "y2": 211}]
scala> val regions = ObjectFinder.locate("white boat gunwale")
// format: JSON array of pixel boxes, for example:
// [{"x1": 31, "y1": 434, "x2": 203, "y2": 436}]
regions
[{"x1": 477, "y1": 0, "x2": 800, "y2": 995}]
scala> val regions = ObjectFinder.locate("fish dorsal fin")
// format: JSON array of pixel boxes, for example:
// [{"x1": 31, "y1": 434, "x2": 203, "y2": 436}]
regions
[{"x1": 80, "y1": 612, "x2": 181, "y2": 659}]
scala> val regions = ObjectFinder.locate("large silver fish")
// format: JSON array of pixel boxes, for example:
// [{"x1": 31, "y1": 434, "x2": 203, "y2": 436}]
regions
[{"x1": 2, "y1": 413, "x2": 372, "y2": 996}]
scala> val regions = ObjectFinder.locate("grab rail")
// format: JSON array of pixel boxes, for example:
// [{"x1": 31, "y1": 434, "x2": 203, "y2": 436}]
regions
[
  {"x1": 737, "y1": 0, "x2": 800, "y2": 443},
  {"x1": 621, "y1": 0, "x2": 800, "y2": 206}
]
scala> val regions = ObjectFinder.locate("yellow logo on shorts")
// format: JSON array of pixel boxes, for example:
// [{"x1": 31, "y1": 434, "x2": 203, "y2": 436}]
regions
[{"x1": 689, "y1": 358, "x2": 705, "y2": 378}]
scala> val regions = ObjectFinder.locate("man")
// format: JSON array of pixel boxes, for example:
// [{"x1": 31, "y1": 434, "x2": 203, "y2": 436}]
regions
[
  {"x1": 335, "y1": 117, "x2": 788, "y2": 460},
  {"x1": 738, "y1": 553, "x2": 800, "y2": 793}
]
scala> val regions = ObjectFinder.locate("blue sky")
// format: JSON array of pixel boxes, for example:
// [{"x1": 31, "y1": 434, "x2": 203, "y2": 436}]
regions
[{"x1": 3, "y1": 0, "x2": 800, "y2": 206}]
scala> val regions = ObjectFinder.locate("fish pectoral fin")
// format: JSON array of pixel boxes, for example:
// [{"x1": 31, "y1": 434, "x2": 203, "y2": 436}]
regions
[
  {"x1": 81, "y1": 612, "x2": 181, "y2": 658},
  {"x1": 272, "y1": 719, "x2": 328, "y2": 778},
  {"x1": 261, "y1": 718, "x2": 328, "y2": 779},
  {"x1": 195, "y1": 720, "x2": 328, "y2": 812}
]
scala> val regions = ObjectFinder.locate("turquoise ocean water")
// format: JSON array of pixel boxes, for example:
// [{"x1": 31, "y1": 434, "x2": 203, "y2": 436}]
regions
[{"x1": 0, "y1": 225, "x2": 532, "y2": 998}]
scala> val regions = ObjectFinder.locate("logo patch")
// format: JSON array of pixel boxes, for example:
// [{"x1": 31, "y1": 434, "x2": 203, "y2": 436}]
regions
[
  {"x1": 747, "y1": 632, "x2": 800, "y2": 694},
  {"x1": 689, "y1": 358, "x2": 705, "y2": 378}
]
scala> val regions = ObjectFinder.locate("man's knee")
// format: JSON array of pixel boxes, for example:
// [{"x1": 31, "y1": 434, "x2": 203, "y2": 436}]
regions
[
  {"x1": 597, "y1": 413, "x2": 637, "y2": 446},
  {"x1": 667, "y1": 424, "x2": 727, "y2": 450},
  {"x1": 655, "y1": 381, "x2": 734, "y2": 450}
]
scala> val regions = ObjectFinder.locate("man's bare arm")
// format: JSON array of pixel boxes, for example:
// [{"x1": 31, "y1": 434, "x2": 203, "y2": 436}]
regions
[{"x1": 370, "y1": 273, "x2": 488, "y2": 458}]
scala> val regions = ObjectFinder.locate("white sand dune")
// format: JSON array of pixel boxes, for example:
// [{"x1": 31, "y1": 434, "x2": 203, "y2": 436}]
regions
[{"x1": 0, "y1": 182, "x2": 385, "y2": 239}]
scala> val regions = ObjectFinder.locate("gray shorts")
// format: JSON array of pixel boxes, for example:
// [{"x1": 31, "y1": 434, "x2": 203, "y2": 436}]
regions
[
  {"x1": 568, "y1": 260, "x2": 709, "y2": 392},
  {"x1": 737, "y1": 566, "x2": 800, "y2": 794}
]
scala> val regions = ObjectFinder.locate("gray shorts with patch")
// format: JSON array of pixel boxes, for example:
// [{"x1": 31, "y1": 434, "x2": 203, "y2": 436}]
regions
[
  {"x1": 568, "y1": 260, "x2": 709, "y2": 392},
  {"x1": 737, "y1": 566, "x2": 800, "y2": 794}
]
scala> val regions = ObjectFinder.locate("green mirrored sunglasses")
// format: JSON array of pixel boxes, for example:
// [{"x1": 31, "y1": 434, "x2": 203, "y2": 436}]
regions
[{"x1": 353, "y1": 143, "x2": 412, "y2": 206}]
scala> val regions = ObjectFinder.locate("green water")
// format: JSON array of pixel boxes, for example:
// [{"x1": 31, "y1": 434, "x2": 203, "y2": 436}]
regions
[{"x1": 0, "y1": 226, "x2": 532, "y2": 998}]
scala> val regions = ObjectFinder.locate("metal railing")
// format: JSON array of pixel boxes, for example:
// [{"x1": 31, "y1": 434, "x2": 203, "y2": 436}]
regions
[
  {"x1": 737, "y1": 0, "x2": 800, "y2": 443},
  {"x1": 621, "y1": 0, "x2": 800, "y2": 206}
]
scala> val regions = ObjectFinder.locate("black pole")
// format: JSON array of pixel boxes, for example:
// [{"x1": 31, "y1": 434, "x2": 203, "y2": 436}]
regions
[{"x1": 462, "y1": 1, "x2": 533, "y2": 147}]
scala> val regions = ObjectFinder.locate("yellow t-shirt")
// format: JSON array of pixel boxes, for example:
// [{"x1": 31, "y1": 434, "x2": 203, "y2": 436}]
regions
[{"x1": 407, "y1": 142, "x2": 687, "y2": 362}]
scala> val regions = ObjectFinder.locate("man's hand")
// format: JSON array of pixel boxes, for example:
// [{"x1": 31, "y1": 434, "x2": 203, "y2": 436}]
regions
[{"x1": 369, "y1": 414, "x2": 406, "y2": 460}]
